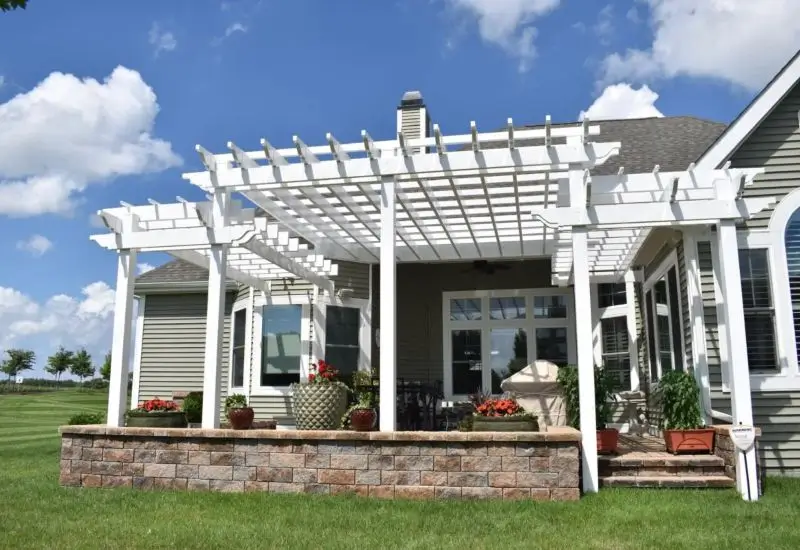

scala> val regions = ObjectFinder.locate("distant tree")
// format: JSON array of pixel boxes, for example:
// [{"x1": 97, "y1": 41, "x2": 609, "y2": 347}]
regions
[
  {"x1": 0, "y1": 349, "x2": 36, "y2": 381},
  {"x1": 70, "y1": 349, "x2": 95, "y2": 382},
  {"x1": 46, "y1": 346, "x2": 73, "y2": 383},
  {"x1": 0, "y1": 0, "x2": 27, "y2": 12},
  {"x1": 100, "y1": 352, "x2": 111, "y2": 381}
]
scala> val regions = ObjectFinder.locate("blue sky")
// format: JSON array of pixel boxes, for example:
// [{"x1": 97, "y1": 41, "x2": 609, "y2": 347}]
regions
[{"x1": 0, "y1": 0, "x2": 798, "y2": 377}]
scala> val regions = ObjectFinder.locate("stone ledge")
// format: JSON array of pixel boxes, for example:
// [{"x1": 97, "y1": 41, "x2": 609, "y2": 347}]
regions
[
  {"x1": 711, "y1": 425, "x2": 762, "y2": 437},
  {"x1": 59, "y1": 425, "x2": 581, "y2": 443}
]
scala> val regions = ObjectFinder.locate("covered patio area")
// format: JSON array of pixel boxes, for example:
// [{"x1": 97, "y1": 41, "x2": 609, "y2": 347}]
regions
[{"x1": 89, "y1": 116, "x2": 770, "y2": 500}]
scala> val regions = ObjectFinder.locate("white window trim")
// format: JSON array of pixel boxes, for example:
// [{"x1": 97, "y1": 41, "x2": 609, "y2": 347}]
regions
[
  {"x1": 730, "y1": 189, "x2": 800, "y2": 391},
  {"x1": 591, "y1": 276, "x2": 640, "y2": 393},
  {"x1": 250, "y1": 292, "x2": 372, "y2": 397},
  {"x1": 442, "y1": 288, "x2": 575, "y2": 401},
  {"x1": 251, "y1": 293, "x2": 312, "y2": 397},
  {"x1": 130, "y1": 295, "x2": 146, "y2": 408},
  {"x1": 314, "y1": 295, "x2": 372, "y2": 374},
  {"x1": 227, "y1": 288, "x2": 253, "y2": 397},
  {"x1": 642, "y1": 249, "x2": 687, "y2": 380}
]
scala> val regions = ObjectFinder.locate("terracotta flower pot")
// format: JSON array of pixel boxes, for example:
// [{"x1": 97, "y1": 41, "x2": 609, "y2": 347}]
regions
[
  {"x1": 663, "y1": 428, "x2": 715, "y2": 454},
  {"x1": 596, "y1": 428, "x2": 619, "y2": 454},
  {"x1": 227, "y1": 407, "x2": 254, "y2": 430},
  {"x1": 350, "y1": 408, "x2": 376, "y2": 431}
]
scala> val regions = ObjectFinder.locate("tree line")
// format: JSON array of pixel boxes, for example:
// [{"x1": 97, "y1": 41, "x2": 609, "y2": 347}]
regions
[{"x1": 0, "y1": 347, "x2": 112, "y2": 383}]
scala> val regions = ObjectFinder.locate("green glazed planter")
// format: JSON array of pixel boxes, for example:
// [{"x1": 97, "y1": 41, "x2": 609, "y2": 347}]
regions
[
  {"x1": 472, "y1": 415, "x2": 539, "y2": 432},
  {"x1": 125, "y1": 411, "x2": 188, "y2": 428},
  {"x1": 291, "y1": 383, "x2": 348, "y2": 430}
]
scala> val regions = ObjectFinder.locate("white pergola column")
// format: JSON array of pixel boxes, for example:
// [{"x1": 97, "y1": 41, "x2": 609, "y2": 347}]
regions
[
  {"x1": 379, "y1": 177, "x2": 397, "y2": 432},
  {"x1": 715, "y1": 220, "x2": 759, "y2": 501},
  {"x1": 624, "y1": 270, "x2": 640, "y2": 391},
  {"x1": 573, "y1": 226, "x2": 599, "y2": 492},
  {"x1": 201, "y1": 190, "x2": 231, "y2": 429},
  {"x1": 107, "y1": 248, "x2": 137, "y2": 427}
]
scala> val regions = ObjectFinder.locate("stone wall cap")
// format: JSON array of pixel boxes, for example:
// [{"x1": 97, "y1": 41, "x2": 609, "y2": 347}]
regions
[
  {"x1": 59, "y1": 425, "x2": 582, "y2": 442},
  {"x1": 712, "y1": 424, "x2": 762, "y2": 437}
]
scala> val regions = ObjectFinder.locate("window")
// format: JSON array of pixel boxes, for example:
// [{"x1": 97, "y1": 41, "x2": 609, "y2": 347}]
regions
[
  {"x1": 643, "y1": 261, "x2": 684, "y2": 381},
  {"x1": 739, "y1": 249, "x2": 777, "y2": 371},
  {"x1": 787, "y1": 211, "x2": 800, "y2": 369},
  {"x1": 261, "y1": 304, "x2": 302, "y2": 386},
  {"x1": 324, "y1": 306, "x2": 361, "y2": 378},
  {"x1": 598, "y1": 283, "x2": 626, "y2": 308},
  {"x1": 231, "y1": 308, "x2": 247, "y2": 388},
  {"x1": 600, "y1": 317, "x2": 630, "y2": 391},
  {"x1": 444, "y1": 290, "x2": 572, "y2": 398}
]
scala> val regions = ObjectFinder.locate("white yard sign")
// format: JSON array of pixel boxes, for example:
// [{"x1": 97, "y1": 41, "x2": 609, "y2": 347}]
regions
[{"x1": 730, "y1": 425, "x2": 757, "y2": 452}]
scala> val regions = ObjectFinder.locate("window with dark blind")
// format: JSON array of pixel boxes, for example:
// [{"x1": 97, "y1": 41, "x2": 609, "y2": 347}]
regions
[
  {"x1": 325, "y1": 306, "x2": 360, "y2": 378},
  {"x1": 739, "y1": 249, "x2": 777, "y2": 371},
  {"x1": 600, "y1": 317, "x2": 630, "y2": 391},
  {"x1": 231, "y1": 308, "x2": 247, "y2": 388},
  {"x1": 787, "y1": 211, "x2": 800, "y2": 367},
  {"x1": 598, "y1": 283, "x2": 626, "y2": 308}
]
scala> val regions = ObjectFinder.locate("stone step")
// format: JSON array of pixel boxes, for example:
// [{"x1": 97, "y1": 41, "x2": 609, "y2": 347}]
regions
[
  {"x1": 599, "y1": 454, "x2": 726, "y2": 477},
  {"x1": 600, "y1": 475, "x2": 735, "y2": 489}
]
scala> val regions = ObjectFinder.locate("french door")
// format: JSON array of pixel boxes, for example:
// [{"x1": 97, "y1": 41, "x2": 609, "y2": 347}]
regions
[{"x1": 443, "y1": 289, "x2": 575, "y2": 400}]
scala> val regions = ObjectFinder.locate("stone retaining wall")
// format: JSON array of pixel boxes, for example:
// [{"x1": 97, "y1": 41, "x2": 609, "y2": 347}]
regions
[
  {"x1": 713, "y1": 425, "x2": 762, "y2": 491},
  {"x1": 59, "y1": 426, "x2": 581, "y2": 501}
]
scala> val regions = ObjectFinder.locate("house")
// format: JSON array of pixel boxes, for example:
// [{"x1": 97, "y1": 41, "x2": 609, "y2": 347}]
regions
[{"x1": 90, "y1": 50, "x2": 800, "y2": 501}]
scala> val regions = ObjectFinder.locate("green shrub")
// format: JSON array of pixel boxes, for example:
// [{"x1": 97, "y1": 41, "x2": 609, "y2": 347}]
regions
[
  {"x1": 224, "y1": 393, "x2": 248, "y2": 414},
  {"x1": 183, "y1": 391, "x2": 203, "y2": 423},
  {"x1": 68, "y1": 412, "x2": 105, "y2": 425},
  {"x1": 556, "y1": 365, "x2": 616, "y2": 429},
  {"x1": 657, "y1": 370, "x2": 703, "y2": 430},
  {"x1": 82, "y1": 378, "x2": 109, "y2": 390}
]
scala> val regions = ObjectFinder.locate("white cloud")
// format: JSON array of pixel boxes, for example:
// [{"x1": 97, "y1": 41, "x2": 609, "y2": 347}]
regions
[
  {"x1": 445, "y1": 0, "x2": 561, "y2": 72},
  {"x1": 580, "y1": 83, "x2": 664, "y2": 121},
  {"x1": 0, "y1": 282, "x2": 117, "y2": 375},
  {"x1": 593, "y1": 4, "x2": 614, "y2": 44},
  {"x1": 601, "y1": 0, "x2": 800, "y2": 90},
  {"x1": 148, "y1": 23, "x2": 177, "y2": 56},
  {"x1": 225, "y1": 22, "x2": 247, "y2": 37},
  {"x1": 137, "y1": 263, "x2": 156, "y2": 274},
  {"x1": 16, "y1": 234, "x2": 53, "y2": 257},
  {"x1": 0, "y1": 66, "x2": 181, "y2": 217}
]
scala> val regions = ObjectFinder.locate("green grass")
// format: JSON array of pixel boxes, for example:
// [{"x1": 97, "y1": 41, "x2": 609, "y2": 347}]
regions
[{"x1": 1, "y1": 390, "x2": 799, "y2": 549}]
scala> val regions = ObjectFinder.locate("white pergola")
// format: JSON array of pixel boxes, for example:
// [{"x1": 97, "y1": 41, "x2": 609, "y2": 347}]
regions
[{"x1": 94, "y1": 117, "x2": 772, "y2": 501}]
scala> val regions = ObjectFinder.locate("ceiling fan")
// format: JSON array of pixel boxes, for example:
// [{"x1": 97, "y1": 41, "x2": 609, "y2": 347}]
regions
[{"x1": 465, "y1": 260, "x2": 512, "y2": 275}]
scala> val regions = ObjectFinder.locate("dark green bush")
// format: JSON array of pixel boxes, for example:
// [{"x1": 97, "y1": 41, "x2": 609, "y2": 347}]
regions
[
  {"x1": 657, "y1": 370, "x2": 703, "y2": 430},
  {"x1": 82, "y1": 378, "x2": 109, "y2": 390},
  {"x1": 68, "y1": 412, "x2": 105, "y2": 425},
  {"x1": 183, "y1": 391, "x2": 203, "y2": 423},
  {"x1": 556, "y1": 365, "x2": 616, "y2": 429}
]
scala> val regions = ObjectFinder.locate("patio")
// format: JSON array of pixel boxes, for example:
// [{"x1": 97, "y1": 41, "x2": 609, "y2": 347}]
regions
[{"x1": 86, "y1": 116, "x2": 772, "y2": 500}]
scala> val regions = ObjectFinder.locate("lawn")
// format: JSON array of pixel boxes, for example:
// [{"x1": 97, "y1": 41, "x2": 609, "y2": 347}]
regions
[{"x1": 0, "y1": 390, "x2": 798, "y2": 549}]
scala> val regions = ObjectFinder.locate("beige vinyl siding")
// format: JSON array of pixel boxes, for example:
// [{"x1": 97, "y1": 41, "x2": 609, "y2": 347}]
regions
[
  {"x1": 138, "y1": 292, "x2": 234, "y2": 422},
  {"x1": 371, "y1": 259, "x2": 553, "y2": 382},
  {"x1": 730, "y1": 81, "x2": 800, "y2": 230},
  {"x1": 267, "y1": 261, "x2": 370, "y2": 300}
]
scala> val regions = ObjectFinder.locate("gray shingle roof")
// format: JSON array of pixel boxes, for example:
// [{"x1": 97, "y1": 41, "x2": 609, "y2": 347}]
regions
[{"x1": 138, "y1": 116, "x2": 726, "y2": 285}]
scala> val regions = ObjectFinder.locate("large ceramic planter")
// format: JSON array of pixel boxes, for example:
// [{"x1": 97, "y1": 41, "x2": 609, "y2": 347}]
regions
[
  {"x1": 227, "y1": 407, "x2": 254, "y2": 430},
  {"x1": 291, "y1": 383, "x2": 348, "y2": 430},
  {"x1": 350, "y1": 408, "x2": 376, "y2": 431},
  {"x1": 472, "y1": 415, "x2": 538, "y2": 432},
  {"x1": 597, "y1": 428, "x2": 620, "y2": 454},
  {"x1": 125, "y1": 411, "x2": 187, "y2": 428},
  {"x1": 664, "y1": 428, "x2": 715, "y2": 454}
]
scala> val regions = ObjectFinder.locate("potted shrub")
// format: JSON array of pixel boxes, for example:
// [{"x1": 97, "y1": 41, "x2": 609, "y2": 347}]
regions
[
  {"x1": 658, "y1": 370, "x2": 714, "y2": 453},
  {"x1": 471, "y1": 394, "x2": 538, "y2": 432},
  {"x1": 557, "y1": 365, "x2": 620, "y2": 454},
  {"x1": 125, "y1": 398, "x2": 187, "y2": 428},
  {"x1": 291, "y1": 359, "x2": 349, "y2": 430},
  {"x1": 182, "y1": 391, "x2": 203, "y2": 427},
  {"x1": 225, "y1": 393, "x2": 254, "y2": 430}
]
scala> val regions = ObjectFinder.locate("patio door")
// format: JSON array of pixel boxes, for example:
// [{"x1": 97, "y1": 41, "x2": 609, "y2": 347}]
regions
[{"x1": 443, "y1": 289, "x2": 575, "y2": 400}]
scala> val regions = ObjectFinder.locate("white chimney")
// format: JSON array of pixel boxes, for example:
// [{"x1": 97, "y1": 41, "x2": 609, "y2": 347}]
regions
[{"x1": 396, "y1": 90, "x2": 431, "y2": 154}]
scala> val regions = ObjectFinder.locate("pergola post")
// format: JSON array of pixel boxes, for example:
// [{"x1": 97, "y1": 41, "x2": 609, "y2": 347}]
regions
[
  {"x1": 715, "y1": 220, "x2": 759, "y2": 501},
  {"x1": 107, "y1": 247, "x2": 137, "y2": 427},
  {"x1": 379, "y1": 176, "x2": 397, "y2": 432},
  {"x1": 572, "y1": 225, "x2": 599, "y2": 492},
  {"x1": 201, "y1": 190, "x2": 230, "y2": 429}
]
